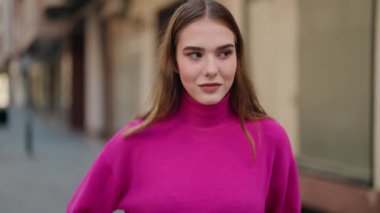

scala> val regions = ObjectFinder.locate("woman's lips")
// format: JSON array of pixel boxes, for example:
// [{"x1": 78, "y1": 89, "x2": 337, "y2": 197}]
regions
[{"x1": 199, "y1": 83, "x2": 221, "y2": 93}]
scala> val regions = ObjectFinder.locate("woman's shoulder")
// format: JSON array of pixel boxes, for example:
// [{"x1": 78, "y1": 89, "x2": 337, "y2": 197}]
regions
[
  {"x1": 249, "y1": 117, "x2": 288, "y2": 136},
  {"x1": 125, "y1": 118, "x2": 145, "y2": 130},
  {"x1": 103, "y1": 119, "x2": 144, "y2": 147},
  {"x1": 247, "y1": 117, "x2": 292, "y2": 150},
  {"x1": 95, "y1": 119, "x2": 145, "y2": 162}
]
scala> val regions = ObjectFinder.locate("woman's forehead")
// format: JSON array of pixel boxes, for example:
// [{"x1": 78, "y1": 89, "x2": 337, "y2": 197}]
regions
[{"x1": 176, "y1": 18, "x2": 235, "y2": 49}]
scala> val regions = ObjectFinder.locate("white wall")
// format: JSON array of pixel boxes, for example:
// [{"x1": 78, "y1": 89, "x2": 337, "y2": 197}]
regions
[
  {"x1": 247, "y1": 0, "x2": 300, "y2": 153},
  {"x1": 109, "y1": 20, "x2": 140, "y2": 130},
  {"x1": 129, "y1": 0, "x2": 175, "y2": 109},
  {"x1": 138, "y1": 13, "x2": 156, "y2": 110},
  {"x1": 9, "y1": 59, "x2": 25, "y2": 107},
  {"x1": 218, "y1": 0, "x2": 244, "y2": 30},
  {"x1": 15, "y1": 0, "x2": 39, "y2": 53},
  {"x1": 84, "y1": 12, "x2": 105, "y2": 136},
  {"x1": 2, "y1": 0, "x2": 13, "y2": 61},
  {"x1": 374, "y1": 0, "x2": 380, "y2": 190}
]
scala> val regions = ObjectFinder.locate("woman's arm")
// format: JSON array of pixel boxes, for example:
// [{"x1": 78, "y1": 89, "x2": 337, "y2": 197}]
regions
[
  {"x1": 67, "y1": 131, "x2": 126, "y2": 213},
  {"x1": 264, "y1": 122, "x2": 301, "y2": 213}
]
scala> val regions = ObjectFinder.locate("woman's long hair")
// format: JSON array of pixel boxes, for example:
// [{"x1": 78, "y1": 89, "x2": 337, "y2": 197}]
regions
[{"x1": 124, "y1": 0, "x2": 267, "y2": 156}]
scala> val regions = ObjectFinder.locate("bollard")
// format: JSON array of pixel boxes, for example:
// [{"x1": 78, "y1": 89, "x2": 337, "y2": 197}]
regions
[
  {"x1": 21, "y1": 54, "x2": 33, "y2": 157},
  {"x1": 25, "y1": 111, "x2": 33, "y2": 157}
]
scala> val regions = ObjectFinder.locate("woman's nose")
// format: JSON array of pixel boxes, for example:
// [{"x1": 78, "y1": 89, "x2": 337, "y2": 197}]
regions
[{"x1": 204, "y1": 56, "x2": 218, "y2": 77}]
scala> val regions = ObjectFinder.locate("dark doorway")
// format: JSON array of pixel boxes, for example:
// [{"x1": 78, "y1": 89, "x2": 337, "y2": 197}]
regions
[
  {"x1": 158, "y1": 1, "x2": 183, "y2": 43},
  {"x1": 70, "y1": 21, "x2": 85, "y2": 130}
]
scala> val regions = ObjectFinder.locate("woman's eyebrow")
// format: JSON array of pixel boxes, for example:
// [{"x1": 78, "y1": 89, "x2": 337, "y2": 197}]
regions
[
  {"x1": 183, "y1": 46, "x2": 204, "y2": 51},
  {"x1": 182, "y1": 44, "x2": 235, "y2": 51},
  {"x1": 216, "y1": 44, "x2": 235, "y2": 51}
]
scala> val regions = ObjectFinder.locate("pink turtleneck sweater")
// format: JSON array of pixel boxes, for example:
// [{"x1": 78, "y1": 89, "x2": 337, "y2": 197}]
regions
[{"x1": 67, "y1": 93, "x2": 300, "y2": 213}]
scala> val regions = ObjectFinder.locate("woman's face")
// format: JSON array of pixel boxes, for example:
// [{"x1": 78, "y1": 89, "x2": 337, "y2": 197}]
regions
[{"x1": 176, "y1": 18, "x2": 237, "y2": 105}]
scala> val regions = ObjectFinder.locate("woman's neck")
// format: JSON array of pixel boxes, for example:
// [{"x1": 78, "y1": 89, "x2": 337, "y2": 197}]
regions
[{"x1": 175, "y1": 92, "x2": 236, "y2": 128}]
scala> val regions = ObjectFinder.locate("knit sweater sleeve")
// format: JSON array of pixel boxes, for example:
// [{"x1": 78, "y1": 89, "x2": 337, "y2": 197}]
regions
[
  {"x1": 66, "y1": 128, "x2": 128, "y2": 213},
  {"x1": 264, "y1": 121, "x2": 301, "y2": 213}
]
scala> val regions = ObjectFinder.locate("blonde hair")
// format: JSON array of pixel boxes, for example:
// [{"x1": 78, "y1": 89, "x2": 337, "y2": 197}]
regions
[{"x1": 124, "y1": 0, "x2": 267, "y2": 157}]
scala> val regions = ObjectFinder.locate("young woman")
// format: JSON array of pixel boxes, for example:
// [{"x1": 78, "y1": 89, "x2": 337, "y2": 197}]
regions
[{"x1": 67, "y1": 0, "x2": 300, "y2": 212}]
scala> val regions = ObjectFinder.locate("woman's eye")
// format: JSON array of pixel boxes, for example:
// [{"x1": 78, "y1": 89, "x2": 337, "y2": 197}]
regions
[
  {"x1": 188, "y1": 52, "x2": 202, "y2": 59},
  {"x1": 218, "y1": 50, "x2": 233, "y2": 59}
]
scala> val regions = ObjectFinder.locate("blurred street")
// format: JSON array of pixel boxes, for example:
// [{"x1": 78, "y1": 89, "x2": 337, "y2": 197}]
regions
[
  {"x1": 0, "y1": 0, "x2": 378, "y2": 212},
  {"x1": 0, "y1": 107, "x2": 103, "y2": 212}
]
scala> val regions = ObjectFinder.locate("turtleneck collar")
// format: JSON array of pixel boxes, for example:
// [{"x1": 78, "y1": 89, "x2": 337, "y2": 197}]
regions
[{"x1": 175, "y1": 92, "x2": 236, "y2": 129}]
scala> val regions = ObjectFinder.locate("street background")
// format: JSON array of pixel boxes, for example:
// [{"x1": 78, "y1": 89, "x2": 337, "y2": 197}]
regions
[
  {"x1": 0, "y1": 107, "x2": 102, "y2": 212},
  {"x1": 0, "y1": 0, "x2": 379, "y2": 212}
]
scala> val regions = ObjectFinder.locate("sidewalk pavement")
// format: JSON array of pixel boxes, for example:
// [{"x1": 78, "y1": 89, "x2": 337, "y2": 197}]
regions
[{"x1": 0, "y1": 107, "x2": 104, "y2": 213}]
